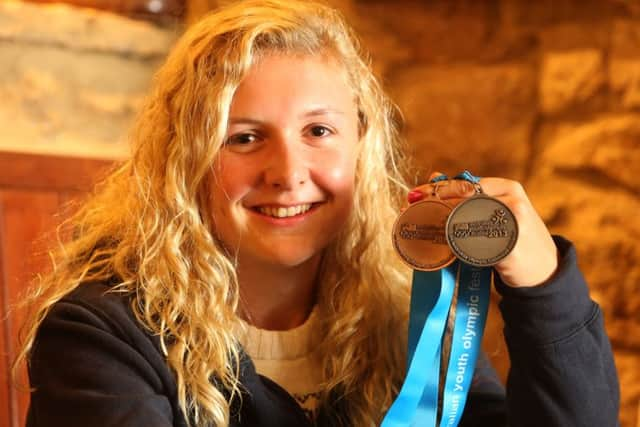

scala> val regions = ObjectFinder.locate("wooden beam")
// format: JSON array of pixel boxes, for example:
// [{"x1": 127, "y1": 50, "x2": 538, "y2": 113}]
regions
[{"x1": 0, "y1": 151, "x2": 116, "y2": 193}]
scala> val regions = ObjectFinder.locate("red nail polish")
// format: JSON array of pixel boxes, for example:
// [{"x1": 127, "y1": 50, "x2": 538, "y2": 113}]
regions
[{"x1": 408, "y1": 190, "x2": 424, "y2": 203}]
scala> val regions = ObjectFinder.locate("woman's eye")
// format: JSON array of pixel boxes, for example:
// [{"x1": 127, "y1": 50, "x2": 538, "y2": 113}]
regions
[
  {"x1": 225, "y1": 133, "x2": 256, "y2": 145},
  {"x1": 308, "y1": 125, "x2": 334, "y2": 138}
]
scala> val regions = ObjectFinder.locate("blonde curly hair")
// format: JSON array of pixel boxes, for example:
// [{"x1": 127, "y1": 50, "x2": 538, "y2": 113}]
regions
[{"x1": 15, "y1": 1, "x2": 411, "y2": 425}]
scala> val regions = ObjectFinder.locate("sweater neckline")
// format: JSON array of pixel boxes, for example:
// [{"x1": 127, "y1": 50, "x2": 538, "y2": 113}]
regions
[{"x1": 234, "y1": 307, "x2": 321, "y2": 361}]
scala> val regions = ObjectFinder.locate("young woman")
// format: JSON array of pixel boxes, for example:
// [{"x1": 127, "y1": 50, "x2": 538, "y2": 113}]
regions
[{"x1": 18, "y1": 1, "x2": 619, "y2": 426}]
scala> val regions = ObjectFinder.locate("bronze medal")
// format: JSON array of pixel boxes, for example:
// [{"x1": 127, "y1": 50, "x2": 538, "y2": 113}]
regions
[
  {"x1": 392, "y1": 198, "x2": 456, "y2": 271},
  {"x1": 445, "y1": 195, "x2": 518, "y2": 267}
]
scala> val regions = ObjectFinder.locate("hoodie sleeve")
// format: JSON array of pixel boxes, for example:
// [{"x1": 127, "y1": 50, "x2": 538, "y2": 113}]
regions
[{"x1": 492, "y1": 235, "x2": 620, "y2": 427}]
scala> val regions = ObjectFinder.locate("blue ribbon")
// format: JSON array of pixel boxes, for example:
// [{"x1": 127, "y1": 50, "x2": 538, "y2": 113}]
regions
[
  {"x1": 439, "y1": 265, "x2": 491, "y2": 427},
  {"x1": 382, "y1": 266, "x2": 456, "y2": 426},
  {"x1": 431, "y1": 170, "x2": 480, "y2": 185},
  {"x1": 381, "y1": 171, "x2": 492, "y2": 427}
]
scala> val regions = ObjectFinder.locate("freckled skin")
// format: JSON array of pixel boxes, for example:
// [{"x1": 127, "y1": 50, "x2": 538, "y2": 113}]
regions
[{"x1": 209, "y1": 54, "x2": 360, "y2": 269}]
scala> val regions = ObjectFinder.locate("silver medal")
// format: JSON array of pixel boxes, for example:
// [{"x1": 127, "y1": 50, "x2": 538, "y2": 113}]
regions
[{"x1": 445, "y1": 194, "x2": 518, "y2": 267}]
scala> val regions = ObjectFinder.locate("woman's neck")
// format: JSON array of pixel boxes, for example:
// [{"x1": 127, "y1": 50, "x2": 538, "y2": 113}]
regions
[{"x1": 237, "y1": 254, "x2": 322, "y2": 330}]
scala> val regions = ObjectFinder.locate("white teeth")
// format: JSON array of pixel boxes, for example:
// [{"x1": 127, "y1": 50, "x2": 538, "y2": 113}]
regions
[{"x1": 258, "y1": 204, "x2": 312, "y2": 218}]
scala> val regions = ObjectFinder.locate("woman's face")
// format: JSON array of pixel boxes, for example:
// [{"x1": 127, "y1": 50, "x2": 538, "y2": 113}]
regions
[{"x1": 209, "y1": 53, "x2": 360, "y2": 270}]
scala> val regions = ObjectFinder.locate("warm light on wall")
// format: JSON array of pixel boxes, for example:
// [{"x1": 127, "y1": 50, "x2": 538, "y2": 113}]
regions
[{"x1": 23, "y1": 0, "x2": 186, "y2": 20}]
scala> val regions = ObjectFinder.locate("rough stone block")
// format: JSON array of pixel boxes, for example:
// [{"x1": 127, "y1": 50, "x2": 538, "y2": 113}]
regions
[
  {"x1": 501, "y1": 0, "x2": 621, "y2": 28},
  {"x1": 612, "y1": 19, "x2": 640, "y2": 58},
  {"x1": 540, "y1": 115, "x2": 640, "y2": 192},
  {"x1": 0, "y1": 42, "x2": 156, "y2": 157},
  {"x1": 610, "y1": 21, "x2": 640, "y2": 110},
  {"x1": 353, "y1": 1, "x2": 497, "y2": 64},
  {"x1": 349, "y1": 16, "x2": 413, "y2": 78},
  {"x1": 0, "y1": 2, "x2": 174, "y2": 158},
  {"x1": 538, "y1": 23, "x2": 609, "y2": 51},
  {"x1": 610, "y1": 59, "x2": 640, "y2": 109},
  {"x1": 0, "y1": 2, "x2": 175, "y2": 58},
  {"x1": 540, "y1": 49, "x2": 605, "y2": 114},
  {"x1": 614, "y1": 351, "x2": 640, "y2": 427},
  {"x1": 389, "y1": 64, "x2": 535, "y2": 181}
]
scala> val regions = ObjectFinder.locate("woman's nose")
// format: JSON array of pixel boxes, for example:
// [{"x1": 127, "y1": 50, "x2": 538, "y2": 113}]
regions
[{"x1": 263, "y1": 140, "x2": 310, "y2": 190}]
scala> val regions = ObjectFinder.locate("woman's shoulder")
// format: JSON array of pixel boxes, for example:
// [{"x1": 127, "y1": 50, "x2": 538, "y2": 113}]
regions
[
  {"x1": 31, "y1": 278, "x2": 178, "y2": 394},
  {"x1": 41, "y1": 279, "x2": 163, "y2": 357},
  {"x1": 28, "y1": 281, "x2": 186, "y2": 426},
  {"x1": 56, "y1": 279, "x2": 137, "y2": 327}
]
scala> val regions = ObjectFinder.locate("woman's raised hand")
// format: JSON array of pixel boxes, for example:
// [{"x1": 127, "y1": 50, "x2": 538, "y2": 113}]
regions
[{"x1": 407, "y1": 172, "x2": 558, "y2": 288}]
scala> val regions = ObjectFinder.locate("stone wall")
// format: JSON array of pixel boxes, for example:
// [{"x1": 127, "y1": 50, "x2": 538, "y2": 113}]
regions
[
  {"x1": 1, "y1": 0, "x2": 638, "y2": 425},
  {"x1": 0, "y1": 1, "x2": 176, "y2": 158}
]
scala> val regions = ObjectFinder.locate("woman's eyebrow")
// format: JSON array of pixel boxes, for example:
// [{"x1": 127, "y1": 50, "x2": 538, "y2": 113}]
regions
[
  {"x1": 301, "y1": 108, "x2": 346, "y2": 118},
  {"x1": 227, "y1": 117, "x2": 264, "y2": 125}
]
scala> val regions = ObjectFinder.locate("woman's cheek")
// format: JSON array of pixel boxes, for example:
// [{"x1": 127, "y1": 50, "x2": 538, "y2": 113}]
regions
[
  {"x1": 212, "y1": 154, "x2": 256, "y2": 201},
  {"x1": 317, "y1": 148, "x2": 358, "y2": 192}
]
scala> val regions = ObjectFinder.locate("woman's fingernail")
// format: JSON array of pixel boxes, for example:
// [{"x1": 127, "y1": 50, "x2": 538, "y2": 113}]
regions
[{"x1": 408, "y1": 190, "x2": 424, "y2": 203}]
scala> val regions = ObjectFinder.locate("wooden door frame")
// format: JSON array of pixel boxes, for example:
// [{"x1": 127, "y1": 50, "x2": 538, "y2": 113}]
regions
[{"x1": 0, "y1": 150, "x2": 115, "y2": 427}]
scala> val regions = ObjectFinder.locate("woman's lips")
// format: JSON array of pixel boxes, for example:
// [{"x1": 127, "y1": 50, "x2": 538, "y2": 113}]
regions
[
  {"x1": 255, "y1": 203, "x2": 313, "y2": 218},
  {"x1": 247, "y1": 202, "x2": 323, "y2": 224}
]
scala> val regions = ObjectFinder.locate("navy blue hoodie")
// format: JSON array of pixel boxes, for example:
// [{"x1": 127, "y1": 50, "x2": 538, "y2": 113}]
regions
[{"x1": 26, "y1": 237, "x2": 620, "y2": 426}]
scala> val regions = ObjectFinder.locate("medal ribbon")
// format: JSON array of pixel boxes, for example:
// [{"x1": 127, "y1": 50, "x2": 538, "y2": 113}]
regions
[
  {"x1": 439, "y1": 264, "x2": 491, "y2": 427},
  {"x1": 381, "y1": 266, "x2": 456, "y2": 426},
  {"x1": 381, "y1": 171, "x2": 492, "y2": 427}
]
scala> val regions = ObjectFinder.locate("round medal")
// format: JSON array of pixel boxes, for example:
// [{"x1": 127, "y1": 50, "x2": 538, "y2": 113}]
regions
[
  {"x1": 392, "y1": 199, "x2": 456, "y2": 271},
  {"x1": 445, "y1": 195, "x2": 518, "y2": 267}
]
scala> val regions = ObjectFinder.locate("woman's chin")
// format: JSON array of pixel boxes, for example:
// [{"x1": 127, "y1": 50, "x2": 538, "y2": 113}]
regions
[{"x1": 263, "y1": 250, "x2": 322, "y2": 269}]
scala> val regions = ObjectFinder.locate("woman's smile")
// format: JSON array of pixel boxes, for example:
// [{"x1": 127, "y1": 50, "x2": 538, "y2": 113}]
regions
[{"x1": 253, "y1": 203, "x2": 315, "y2": 218}]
